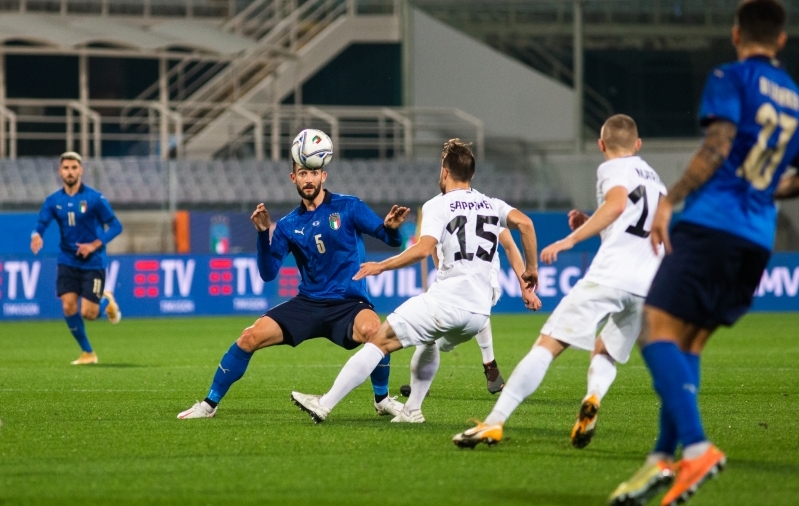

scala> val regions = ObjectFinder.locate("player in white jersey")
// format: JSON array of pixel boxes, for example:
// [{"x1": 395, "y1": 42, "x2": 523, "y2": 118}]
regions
[
  {"x1": 433, "y1": 227, "x2": 542, "y2": 393},
  {"x1": 291, "y1": 139, "x2": 539, "y2": 423},
  {"x1": 454, "y1": 114, "x2": 666, "y2": 448}
]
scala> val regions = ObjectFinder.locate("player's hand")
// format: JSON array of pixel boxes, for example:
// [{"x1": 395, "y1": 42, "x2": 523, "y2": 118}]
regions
[
  {"x1": 540, "y1": 237, "x2": 575, "y2": 265},
  {"x1": 650, "y1": 200, "x2": 673, "y2": 255},
  {"x1": 567, "y1": 209, "x2": 589, "y2": 231},
  {"x1": 521, "y1": 285, "x2": 542, "y2": 311},
  {"x1": 521, "y1": 267, "x2": 538, "y2": 292},
  {"x1": 251, "y1": 203, "x2": 271, "y2": 232},
  {"x1": 75, "y1": 240, "x2": 101, "y2": 258},
  {"x1": 30, "y1": 233, "x2": 43, "y2": 255},
  {"x1": 353, "y1": 262, "x2": 384, "y2": 280},
  {"x1": 384, "y1": 205, "x2": 411, "y2": 229}
]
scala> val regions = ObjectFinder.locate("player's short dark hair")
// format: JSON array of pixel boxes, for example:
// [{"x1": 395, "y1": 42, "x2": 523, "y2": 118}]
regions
[
  {"x1": 441, "y1": 138, "x2": 475, "y2": 182},
  {"x1": 601, "y1": 114, "x2": 639, "y2": 152},
  {"x1": 60, "y1": 151, "x2": 82, "y2": 164},
  {"x1": 735, "y1": 0, "x2": 786, "y2": 46}
]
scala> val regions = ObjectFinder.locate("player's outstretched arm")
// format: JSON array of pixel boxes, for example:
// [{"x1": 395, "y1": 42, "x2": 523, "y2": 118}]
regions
[
  {"x1": 353, "y1": 201, "x2": 410, "y2": 247},
  {"x1": 651, "y1": 119, "x2": 736, "y2": 254},
  {"x1": 30, "y1": 233, "x2": 43, "y2": 255},
  {"x1": 499, "y1": 229, "x2": 541, "y2": 311},
  {"x1": 353, "y1": 236, "x2": 437, "y2": 280},
  {"x1": 252, "y1": 204, "x2": 288, "y2": 282},
  {"x1": 31, "y1": 198, "x2": 55, "y2": 254},
  {"x1": 541, "y1": 186, "x2": 627, "y2": 265},
  {"x1": 505, "y1": 209, "x2": 538, "y2": 291}
]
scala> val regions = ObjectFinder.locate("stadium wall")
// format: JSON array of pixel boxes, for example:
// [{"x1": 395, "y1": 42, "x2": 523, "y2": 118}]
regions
[
  {"x1": 410, "y1": 8, "x2": 574, "y2": 143},
  {"x1": 1, "y1": 251, "x2": 797, "y2": 321}
]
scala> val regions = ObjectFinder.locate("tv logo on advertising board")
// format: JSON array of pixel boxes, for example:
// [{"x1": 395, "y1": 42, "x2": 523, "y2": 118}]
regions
[
  {"x1": 132, "y1": 259, "x2": 196, "y2": 314},
  {"x1": 1, "y1": 260, "x2": 41, "y2": 316},
  {"x1": 209, "y1": 258, "x2": 268, "y2": 312}
]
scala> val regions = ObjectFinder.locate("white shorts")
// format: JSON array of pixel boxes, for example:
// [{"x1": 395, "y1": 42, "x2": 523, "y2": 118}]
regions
[
  {"x1": 387, "y1": 292, "x2": 488, "y2": 350},
  {"x1": 540, "y1": 279, "x2": 644, "y2": 364}
]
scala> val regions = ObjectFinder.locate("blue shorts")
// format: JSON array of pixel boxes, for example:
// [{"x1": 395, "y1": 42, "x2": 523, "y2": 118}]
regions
[
  {"x1": 646, "y1": 222, "x2": 770, "y2": 328},
  {"x1": 56, "y1": 264, "x2": 106, "y2": 304},
  {"x1": 264, "y1": 295, "x2": 375, "y2": 350}
]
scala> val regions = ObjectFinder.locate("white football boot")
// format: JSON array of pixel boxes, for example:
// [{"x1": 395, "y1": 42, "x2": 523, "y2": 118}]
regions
[
  {"x1": 103, "y1": 291, "x2": 122, "y2": 325},
  {"x1": 374, "y1": 396, "x2": 404, "y2": 417},
  {"x1": 177, "y1": 400, "x2": 216, "y2": 419},
  {"x1": 291, "y1": 392, "x2": 330, "y2": 423},
  {"x1": 390, "y1": 409, "x2": 425, "y2": 423}
]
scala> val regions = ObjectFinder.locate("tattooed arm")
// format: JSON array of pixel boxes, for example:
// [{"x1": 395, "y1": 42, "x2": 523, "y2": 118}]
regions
[{"x1": 650, "y1": 120, "x2": 737, "y2": 253}]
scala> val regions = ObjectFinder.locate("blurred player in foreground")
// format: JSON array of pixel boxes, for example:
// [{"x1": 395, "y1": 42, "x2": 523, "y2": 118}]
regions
[
  {"x1": 453, "y1": 114, "x2": 666, "y2": 449},
  {"x1": 178, "y1": 158, "x2": 410, "y2": 419},
  {"x1": 31, "y1": 151, "x2": 123, "y2": 365},
  {"x1": 610, "y1": 2, "x2": 799, "y2": 504},
  {"x1": 291, "y1": 139, "x2": 539, "y2": 423}
]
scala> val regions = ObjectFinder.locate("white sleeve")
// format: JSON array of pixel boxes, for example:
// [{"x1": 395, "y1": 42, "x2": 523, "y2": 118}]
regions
[
  {"x1": 491, "y1": 198, "x2": 514, "y2": 228},
  {"x1": 419, "y1": 198, "x2": 447, "y2": 242},
  {"x1": 597, "y1": 165, "x2": 628, "y2": 195}
]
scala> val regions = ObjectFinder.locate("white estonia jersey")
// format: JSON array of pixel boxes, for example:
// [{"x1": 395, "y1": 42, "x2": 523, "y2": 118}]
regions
[
  {"x1": 421, "y1": 188, "x2": 513, "y2": 315},
  {"x1": 436, "y1": 225, "x2": 504, "y2": 291},
  {"x1": 583, "y1": 155, "x2": 667, "y2": 297}
]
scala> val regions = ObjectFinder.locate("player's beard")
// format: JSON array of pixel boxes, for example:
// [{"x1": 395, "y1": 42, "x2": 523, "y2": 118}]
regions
[
  {"x1": 438, "y1": 173, "x2": 446, "y2": 194},
  {"x1": 296, "y1": 182, "x2": 321, "y2": 202},
  {"x1": 62, "y1": 174, "x2": 79, "y2": 189}
]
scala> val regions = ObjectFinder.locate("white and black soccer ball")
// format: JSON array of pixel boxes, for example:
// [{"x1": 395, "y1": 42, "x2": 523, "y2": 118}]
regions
[{"x1": 290, "y1": 129, "x2": 334, "y2": 169}]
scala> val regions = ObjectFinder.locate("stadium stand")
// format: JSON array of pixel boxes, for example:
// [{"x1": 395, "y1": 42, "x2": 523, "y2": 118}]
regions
[{"x1": 0, "y1": 157, "x2": 567, "y2": 209}]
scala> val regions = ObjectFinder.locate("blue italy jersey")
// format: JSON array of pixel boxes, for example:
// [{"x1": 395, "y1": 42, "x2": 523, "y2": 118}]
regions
[
  {"x1": 681, "y1": 55, "x2": 799, "y2": 249},
  {"x1": 257, "y1": 190, "x2": 402, "y2": 302},
  {"x1": 35, "y1": 184, "x2": 123, "y2": 270}
]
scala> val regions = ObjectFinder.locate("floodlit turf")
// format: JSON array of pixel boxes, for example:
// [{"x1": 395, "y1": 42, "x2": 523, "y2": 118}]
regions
[{"x1": 1, "y1": 313, "x2": 798, "y2": 505}]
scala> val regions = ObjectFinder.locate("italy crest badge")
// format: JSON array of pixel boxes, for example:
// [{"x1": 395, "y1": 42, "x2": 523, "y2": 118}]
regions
[{"x1": 329, "y1": 213, "x2": 341, "y2": 230}]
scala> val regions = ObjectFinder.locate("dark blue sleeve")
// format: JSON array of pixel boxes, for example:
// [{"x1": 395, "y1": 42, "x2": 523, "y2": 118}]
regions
[
  {"x1": 351, "y1": 199, "x2": 402, "y2": 247},
  {"x1": 95, "y1": 196, "x2": 123, "y2": 244},
  {"x1": 34, "y1": 196, "x2": 55, "y2": 236},
  {"x1": 257, "y1": 224, "x2": 290, "y2": 282},
  {"x1": 698, "y1": 67, "x2": 742, "y2": 127}
]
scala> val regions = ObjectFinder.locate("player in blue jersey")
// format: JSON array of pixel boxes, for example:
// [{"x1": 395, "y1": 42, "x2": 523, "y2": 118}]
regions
[
  {"x1": 609, "y1": 2, "x2": 799, "y2": 505},
  {"x1": 178, "y1": 158, "x2": 410, "y2": 419},
  {"x1": 30, "y1": 152, "x2": 123, "y2": 365}
]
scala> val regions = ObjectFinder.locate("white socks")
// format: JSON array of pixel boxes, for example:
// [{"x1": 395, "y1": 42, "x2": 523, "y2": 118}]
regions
[
  {"x1": 586, "y1": 353, "x2": 617, "y2": 402},
  {"x1": 320, "y1": 343, "x2": 384, "y2": 409},
  {"x1": 475, "y1": 320, "x2": 494, "y2": 364},
  {"x1": 404, "y1": 343, "x2": 440, "y2": 413},
  {"x1": 485, "y1": 345, "x2": 554, "y2": 425}
]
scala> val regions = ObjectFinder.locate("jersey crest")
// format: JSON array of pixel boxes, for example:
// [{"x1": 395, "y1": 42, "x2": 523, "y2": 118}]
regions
[
  {"x1": 79, "y1": 201, "x2": 87, "y2": 213},
  {"x1": 329, "y1": 213, "x2": 341, "y2": 230}
]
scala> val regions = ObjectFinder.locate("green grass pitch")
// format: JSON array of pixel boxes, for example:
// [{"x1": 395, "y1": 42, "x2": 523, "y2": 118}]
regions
[{"x1": 1, "y1": 313, "x2": 798, "y2": 505}]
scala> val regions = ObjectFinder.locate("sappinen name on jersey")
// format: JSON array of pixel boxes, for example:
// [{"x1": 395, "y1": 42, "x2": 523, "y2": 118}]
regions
[{"x1": 449, "y1": 199, "x2": 495, "y2": 212}]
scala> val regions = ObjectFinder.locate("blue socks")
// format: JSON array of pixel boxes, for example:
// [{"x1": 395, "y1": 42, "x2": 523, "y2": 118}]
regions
[
  {"x1": 653, "y1": 350, "x2": 702, "y2": 456},
  {"x1": 370, "y1": 354, "x2": 391, "y2": 401},
  {"x1": 99, "y1": 296, "x2": 110, "y2": 315},
  {"x1": 642, "y1": 342, "x2": 706, "y2": 450},
  {"x1": 206, "y1": 343, "x2": 253, "y2": 406},
  {"x1": 65, "y1": 313, "x2": 92, "y2": 352}
]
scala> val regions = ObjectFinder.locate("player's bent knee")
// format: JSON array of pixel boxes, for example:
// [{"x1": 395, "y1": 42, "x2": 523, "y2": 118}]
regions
[
  {"x1": 236, "y1": 317, "x2": 283, "y2": 352},
  {"x1": 81, "y1": 308, "x2": 99, "y2": 320},
  {"x1": 62, "y1": 302, "x2": 78, "y2": 316}
]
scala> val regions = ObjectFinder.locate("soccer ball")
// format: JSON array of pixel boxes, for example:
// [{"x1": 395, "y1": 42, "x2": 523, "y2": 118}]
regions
[{"x1": 290, "y1": 129, "x2": 334, "y2": 169}]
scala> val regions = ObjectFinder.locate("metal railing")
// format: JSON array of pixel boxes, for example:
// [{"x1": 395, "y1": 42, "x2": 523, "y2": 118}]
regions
[
  {"x1": 415, "y1": 0, "x2": 799, "y2": 28},
  {"x1": 0, "y1": 100, "x2": 483, "y2": 161},
  {"x1": 122, "y1": 0, "x2": 397, "y2": 154},
  {"x1": 0, "y1": 0, "x2": 251, "y2": 18}
]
